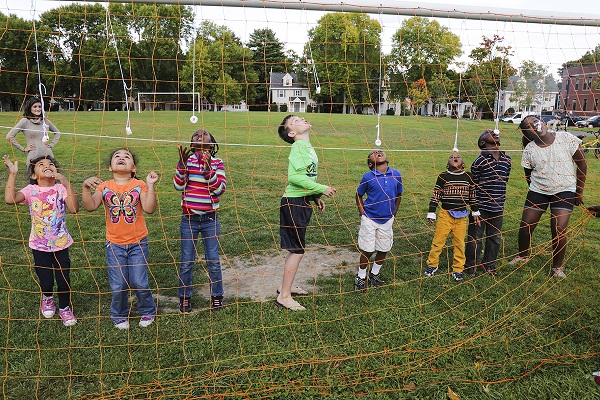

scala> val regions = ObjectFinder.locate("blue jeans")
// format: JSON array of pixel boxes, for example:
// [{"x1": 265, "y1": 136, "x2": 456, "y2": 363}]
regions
[
  {"x1": 105, "y1": 237, "x2": 156, "y2": 322},
  {"x1": 178, "y1": 213, "x2": 224, "y2": 299}
]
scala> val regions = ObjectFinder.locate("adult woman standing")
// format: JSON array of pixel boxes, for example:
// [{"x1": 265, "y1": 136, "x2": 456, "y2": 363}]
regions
[{"x1": 6, "y1": 97, "x2": 61, "y2": 164}]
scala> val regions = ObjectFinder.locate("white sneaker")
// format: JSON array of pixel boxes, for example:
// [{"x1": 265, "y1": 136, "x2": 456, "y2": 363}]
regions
[
  {"x1": 509, "y1": 256, "x2": 529, "y2": 265},
  {"x1": 139, "y1": 316, "x2": 155, "y2": 327},
  {"x1": 114, "y1": 319, "x2": 130, "y2": 330}
]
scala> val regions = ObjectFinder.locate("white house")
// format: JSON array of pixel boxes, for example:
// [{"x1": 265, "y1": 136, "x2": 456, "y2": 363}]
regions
[
  {"x1": 269, "y1": 72, "x2": 313, "y2": 113},
  {"x1": 495, "y1": 75, "x2": 559, "y2": 116}
]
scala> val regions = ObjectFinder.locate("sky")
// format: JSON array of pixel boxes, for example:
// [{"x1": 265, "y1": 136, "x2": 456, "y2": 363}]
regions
[{"x1": 2, "y1": 0, "x2": 600, "y2": 79}]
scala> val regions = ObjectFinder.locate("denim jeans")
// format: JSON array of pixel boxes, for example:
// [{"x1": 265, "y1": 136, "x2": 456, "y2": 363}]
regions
[
  {"x1": 178, "y1": 213, "x2": 223, "y2": 299},
  {"x1": 465, "y1": 210, "x2": 503, "y2": 271},
  {"x1": 105, "y1": 237, "x2": 156, "y2": 322}
]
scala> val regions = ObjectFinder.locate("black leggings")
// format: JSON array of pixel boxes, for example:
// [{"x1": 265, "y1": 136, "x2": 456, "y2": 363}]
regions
[{"x1": 32, "y1": 248, "x2": 72, "y2": 309}]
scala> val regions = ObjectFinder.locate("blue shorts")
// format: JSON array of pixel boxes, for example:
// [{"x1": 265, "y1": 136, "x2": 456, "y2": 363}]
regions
[{"x1": 524, "y1": 191, "x2": 576, "y2": 212}]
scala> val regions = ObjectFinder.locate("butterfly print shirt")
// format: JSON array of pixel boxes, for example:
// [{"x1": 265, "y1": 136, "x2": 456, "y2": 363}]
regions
[{"x1": 97, "y1": 179, "x2": 148, "y2": 245}]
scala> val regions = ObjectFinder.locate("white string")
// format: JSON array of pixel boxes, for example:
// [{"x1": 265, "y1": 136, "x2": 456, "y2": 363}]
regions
[
  {"x1": 30, "y1": 1, "x2": 49, "y2": 143},
  {"x1": 190, "y1": 5, "x2": 198, "y2": 124},
  {"x1": 453, "y1": 73, "x2": 461, "y2": 152},
  {"x1": 374, "y1": 11, "x2": 383, "y2": 147},
  {"x1": 105, "y1": 6, "x2": 133, "y2": 135},
  {"x1": 304, "y1": 9, "x2": 321, "y2": 95}
]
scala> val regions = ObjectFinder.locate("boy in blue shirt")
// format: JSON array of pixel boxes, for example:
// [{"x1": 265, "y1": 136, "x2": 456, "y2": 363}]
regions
[{"x1": 355, "y1": 149, "x2": 403, "y2": 290}]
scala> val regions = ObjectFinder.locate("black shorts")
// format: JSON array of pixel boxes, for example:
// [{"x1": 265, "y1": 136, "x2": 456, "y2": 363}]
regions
[
  {"x1": 280, "y1": 196, "x2": 313, "y2": 254},
  {"x1": 524, "y1": 190, "x2": 576, "y2": 212}
]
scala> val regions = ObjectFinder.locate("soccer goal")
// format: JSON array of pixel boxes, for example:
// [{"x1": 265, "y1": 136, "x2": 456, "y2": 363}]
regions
[{"x1": 1, "y1": 0, "x2": 600, "y2": 398}]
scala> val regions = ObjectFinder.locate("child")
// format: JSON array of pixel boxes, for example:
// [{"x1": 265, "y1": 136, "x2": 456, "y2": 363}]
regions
[
  {"x1": 354, "y1": 149, "x2": 403, "y2": 290},
  {"x1": 464, "y1": 130, "x2": 511, "y2": 277},
  {"x1": 174, "y1": 130, "x2": 227, "y2": 313},
  {"x1": 82, "y1": 149, "x2": 158, "y2": 329},
  {"x1": 511, "y1": 116, "x2": 586, "y2": 278},
  {"x1": 3, "y1": 154, "x2": 78, "y2": 326},
  {"x1": 276, "y1": 115, "x2": 336, "y2": 311},
  {"x1": 424, "y1": 152, "x2": 480, "y2": 282}
]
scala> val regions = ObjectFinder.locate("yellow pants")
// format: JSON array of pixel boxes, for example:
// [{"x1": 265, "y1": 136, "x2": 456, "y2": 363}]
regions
[{"x1": 426, "y1": 208, "x2": 468, "y2": 273}]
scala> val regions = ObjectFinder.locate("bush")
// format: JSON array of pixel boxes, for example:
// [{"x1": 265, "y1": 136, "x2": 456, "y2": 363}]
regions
[
  {"x1": 279, "y1": 104, "x2": 288, "y2": 112},
  {"x1": 386, "y1": 108, "x2": 395, "y2": 116}
]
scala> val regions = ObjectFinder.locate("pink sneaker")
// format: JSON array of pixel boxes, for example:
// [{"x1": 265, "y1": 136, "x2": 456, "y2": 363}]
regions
[
  {"x1": 58, "y1": 307, "x2": 77, "y2": 326},
  {"x1": 41, "y1": 296, "x2": 55, "y2": 318}
]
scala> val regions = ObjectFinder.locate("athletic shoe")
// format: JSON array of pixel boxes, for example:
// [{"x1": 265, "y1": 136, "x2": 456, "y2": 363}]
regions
[
  {"x1": 483, "y1": 266, "x2": 497, "y2": 276},
  {"x1": 552, "y1": 267, "x2": 566, "y2": 278},
  {"x1": 58, "y1": 307, "x2": 77, "y2": 326},
  {"x1": 354, "y1": 275, "x2": 366, "y2": 290},
  {"x1": 368, "y1": 272, "x2": 385, "y2": 287},
  {"x1": 211, "y1": 296, "x2": 224, "y2": 311},
  {"x1": 114, "y1": 319, "x2": 130, "y2": 330},
  {"x1": 452, "y1": 272, "x2": 464, "y2": 282},
  {"x1": 179, "y1": 298, "x2": 193, "y2": 314},
  {"x1": 509, "y1": 256, "x2": 529, "y2": 265},
  {"x1": 139, "y1": 316, "x2": 155, "y2": 327},
  {"x1": 41, "y1": 296, "x2": 55, "y2": 318},
  {"x1": 424, "y1": 266, "x2": 438, "y2": 277},
  {"x1": 464, "y1": 267, "x2": 476, "y2": 278}
]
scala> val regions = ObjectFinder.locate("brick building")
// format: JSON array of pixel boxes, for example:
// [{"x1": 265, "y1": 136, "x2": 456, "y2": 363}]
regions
[{"x1": 559, "y1": 64, "x2": 600, "y2": 117}]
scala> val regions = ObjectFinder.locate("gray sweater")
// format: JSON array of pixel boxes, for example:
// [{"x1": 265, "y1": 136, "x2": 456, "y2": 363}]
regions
[{"x1": 6, "y1": 117, "x2": 60, "y2": 164}]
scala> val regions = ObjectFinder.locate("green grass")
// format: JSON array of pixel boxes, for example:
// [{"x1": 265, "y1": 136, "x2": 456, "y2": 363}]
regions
[{"x1": 1, "y1": 110, "x2": 600, "y2": 399}]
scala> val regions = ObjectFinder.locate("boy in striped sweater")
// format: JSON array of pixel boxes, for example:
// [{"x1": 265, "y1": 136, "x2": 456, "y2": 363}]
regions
[
  {"x1": 424, "y1": 152, "x2": 480, "y2": 281},
  {"x1": 174, "y1": 129, "x2": 227, "y2": 313},
  {"x1": 465, "y1": 130, "x2": 511, "y2": 277}
]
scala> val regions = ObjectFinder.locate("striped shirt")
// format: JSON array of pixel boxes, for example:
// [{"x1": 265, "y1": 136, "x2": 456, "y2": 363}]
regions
[
  {"x1": 428, "y1": 170, "x2": 478, "y2": 213},
  {"x1": 173, "y1": 152, "x2": 226, "y2": 215},
  {"x1": 471, "y1": 151, "x2": 511, "y2": 213}
]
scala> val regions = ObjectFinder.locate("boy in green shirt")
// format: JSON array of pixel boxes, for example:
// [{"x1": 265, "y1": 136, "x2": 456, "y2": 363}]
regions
[{"x1": 276, "y1": 115, "x2": 336, "y2": 311}]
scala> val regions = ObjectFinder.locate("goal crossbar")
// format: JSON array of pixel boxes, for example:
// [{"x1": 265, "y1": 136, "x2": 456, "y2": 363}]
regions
[{"x1": 55, "y1": 0, "x2": 600, "y2": 26}]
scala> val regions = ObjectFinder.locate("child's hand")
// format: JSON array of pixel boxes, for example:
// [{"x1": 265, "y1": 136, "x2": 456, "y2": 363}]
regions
[
  {"x1": 201, "y1": 150, "x2": 212, "y2": 171},
  {"x1": 3, "y1": 155, "x2": 18, "y2": 174},
  {"x1": 178, "y1": 145, "x2": 193, "y2": 165},
  {"x1": 83, "y1": 177, "x2": 102, "y2": 191},
  {"x1": 587, "y1": 205, "x2": 600, "y2": 217},
  {"x1": 146, "y1": 171, "x2": 159, "y2": 185},
  {"x1": 23, "y1": 144, "x2": 35, "y2": 152},
  {"x1": 315, "y1": 198, "x2": 325, "y2": 213},
  {"x1": 428, "y1": 218, "x2": 436, "y2": 226},
  {"x1": 54, "y1": 172, "x2": 67, "y2": 183},
  {"x1": 322, "y1": 186, "x2": 336, "y2": 197}
]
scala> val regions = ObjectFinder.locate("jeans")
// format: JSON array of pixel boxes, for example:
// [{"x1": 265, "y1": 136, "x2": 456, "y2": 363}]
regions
[
  {"x1": 178, "y1": 213, "x2": 223, "y2": 299},
  {"x1": 426, "y1": 209, "x2": 468, "y2": 272},
  {"x1": 105, "y1": 237, "x2": 156, "y2": 322},
  {"x1": 465, "y1": 210, "x2": 503, "y2": 271}
]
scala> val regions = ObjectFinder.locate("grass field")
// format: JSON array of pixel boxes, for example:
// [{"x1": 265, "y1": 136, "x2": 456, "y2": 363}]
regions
[{"x1": 1, "y1": 110, "x2": 600, "y2": 399}]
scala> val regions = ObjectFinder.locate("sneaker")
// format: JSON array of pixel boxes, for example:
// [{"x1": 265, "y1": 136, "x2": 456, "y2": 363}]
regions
[
  {"x1": 484, "y1": 267, "x2": 498, "y2": 276},
  {"x1": 424, "y1": 266, "x2": 438, "y2": 277},
  {"x1": 58, "y1": 307, "x2": 77, "y2": 326},
  {"x1": 354, "y1": 275, "x2": 367, "y2": 290},
  {"x1": 139, "y1": 316, "x2": 155, "y2": 327},
  {"x1": 114, "y1": 319, "x2": 130, "y2": 330},
  {"x1": 211, "y1": 296, "x2": 224, "y2": 311},
  {"x1": 368, "y1": 272, "x2": 385, "y2": 287},
  {"x1": 509, "y1": 256, "x2": 529, "y2": 265},
  {"x1": 464, "y1": 267, "x2": 476, "y2": 278},
  {"x1": 179, "y1": 298, "x2": 193, "y2": 314},
  {"x1": 41, "y1": 296, "x2": 55, "y2": 318},
  {"x1": 452, "y1": 272, "x2": 464, "y2": 282},
  {"x1": 552, "y1": 267, "x2": 566, "y2": 278}
]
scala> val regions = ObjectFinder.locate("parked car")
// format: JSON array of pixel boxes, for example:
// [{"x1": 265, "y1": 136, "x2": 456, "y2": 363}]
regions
[
  {"x1": 499, "y1": 113, "x2": 515, "y2": 122},
  {"x1": 576, "y1": 115, "x2": 600, "y2": 128},
  {"x1": 500, "y1": 112, "x2": 535, "y2": 124}
]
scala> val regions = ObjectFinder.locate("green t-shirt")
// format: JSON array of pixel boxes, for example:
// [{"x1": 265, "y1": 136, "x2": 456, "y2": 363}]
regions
[{"x1": 284, "y1": 140, "x2": 329, "y2": 198}]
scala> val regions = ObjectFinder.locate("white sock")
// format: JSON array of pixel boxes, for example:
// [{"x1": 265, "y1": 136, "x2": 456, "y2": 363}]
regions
[
  {"x1": 357, "y1": 268, "x2": 367, "y2": 279},
  {"x1": 43, "y1": 295, "x2": 52, "y2": 300},
  {"x1": 371, "y1": 262, "x2": 383, "y2": 275}
]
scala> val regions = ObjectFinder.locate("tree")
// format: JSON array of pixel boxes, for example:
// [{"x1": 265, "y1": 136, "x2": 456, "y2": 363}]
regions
[
  {"x1": 463, "y1": 35, "x2": 517, "y2": 118},
  {"x1": 387, "y1": 17, "x2": 462, "y2": 103},
  {"x1": 559, "y1": 43, "x2": 600, "y2": 77},
  {"x1": 408, "y1": 78, "x2": 429, "y2": 113},
  {"x1": 181, "y1": 21, "x2": 258, "y2": 108},
  {"x1": 246, "y1": 28, "x2": 286, "y2": 105},
  {"x1": 306, "y1": 12, "x2": 381, "y2": 113},
  {"x1": 0, "y1": 13, "x2": 41, "y2": 110},
  {"x1": 510, "y1": 60, "x2": 553, "y2": 111}
]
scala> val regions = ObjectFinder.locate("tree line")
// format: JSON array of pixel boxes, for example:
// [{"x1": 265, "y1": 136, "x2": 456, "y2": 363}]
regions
[{"x1": 0, "y1": 4, "x2": 594, "y2": 115}]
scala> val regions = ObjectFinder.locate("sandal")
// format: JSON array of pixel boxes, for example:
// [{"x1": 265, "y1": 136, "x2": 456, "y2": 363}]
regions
[
  {"x1": 276, "y1": 286, "x2": 309, "y2": 295},
  {"x1": 275, "y1": 298, "x2": 306, "y2": 311}
]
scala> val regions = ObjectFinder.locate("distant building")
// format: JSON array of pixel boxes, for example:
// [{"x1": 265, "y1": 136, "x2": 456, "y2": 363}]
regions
[
  {"x1": 495, "y1": 75, "x2": 559, "y2": 116},
  {"x1": 559, "y1": 63, "x2": 600, "y2": 117},
  {"x1": 269, "y1": 72, "x2": 313, "y2": 113}
]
